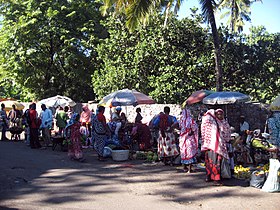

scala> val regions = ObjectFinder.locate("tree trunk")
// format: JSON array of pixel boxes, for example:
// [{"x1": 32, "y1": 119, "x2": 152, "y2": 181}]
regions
[{"x1": 207, "y1": 3, "x2": 223, "y2": 91}]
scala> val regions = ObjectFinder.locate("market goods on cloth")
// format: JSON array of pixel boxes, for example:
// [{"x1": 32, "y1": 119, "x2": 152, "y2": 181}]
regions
[
  {"x1": 182, "y1": 90, "x2": 214, "y2": 106},
  {"x1": 270, "y1": 95, "x2": 280, "y2": 111},
  {"x1": 99, "y1": 89, "x2": 156, "y2": 107},
  {"x1": 38, "y1": 95, "x2": 76, "y2": 108},
  {"x1": 202, "y1": 91, "x2": 250, "y2": 105},
  {"x1": 1, "y1": 100, "x2": 25, "y2": 111}
]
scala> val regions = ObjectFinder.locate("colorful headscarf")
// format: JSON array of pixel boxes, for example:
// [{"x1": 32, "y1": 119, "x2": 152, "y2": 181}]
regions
[
  {"x1": 66, "y1": 112, "x2": 80, "y2": 129},
  {"x1": 80, "y1": 105, "x2": 91, "y2": 123},
  {"x1": 179, "y1": 108, "x2": 198, "y2": 135}
]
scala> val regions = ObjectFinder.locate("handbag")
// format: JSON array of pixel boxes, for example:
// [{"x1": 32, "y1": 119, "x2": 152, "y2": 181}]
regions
[{"x1": 221, "y1": 158, "x2": 231, "y2": 179}]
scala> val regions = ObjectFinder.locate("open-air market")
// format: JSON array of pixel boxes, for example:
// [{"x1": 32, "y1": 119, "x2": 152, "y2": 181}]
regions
[
  {"x1": 0, "y1": 0, "x2": 280, "y2": 209},
  {"x1": 1, "y1": 90, "x2": 280, "y2": 209}
]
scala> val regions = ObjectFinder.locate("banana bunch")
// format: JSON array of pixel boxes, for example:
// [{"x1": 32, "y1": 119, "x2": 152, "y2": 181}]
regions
[
  {"x1": 234, "y1": 165, "x2": 251, "y2": 179},
  {"x1": 256, "y1": 163, "x2": 269, "y2": 173}
]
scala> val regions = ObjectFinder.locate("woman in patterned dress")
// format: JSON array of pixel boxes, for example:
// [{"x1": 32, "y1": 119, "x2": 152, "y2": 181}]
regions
[
  {"x1": 179, "y1": 108, "x2": 198, "y2": 173},
  {"x1": 153, "y1": 106, "x2": 179, "y2": 165},
  {"x1": 201, "y1": 109, "x2": 230, "y2": 185},
  {"x1": 93, "y1": 106, "x2": 111, "y2": 161},
  {"x1": 65, "y1": 113, "x2": 84, "y2": 162}
]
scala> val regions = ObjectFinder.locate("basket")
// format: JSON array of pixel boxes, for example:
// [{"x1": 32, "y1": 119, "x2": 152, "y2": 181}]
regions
[
  {"x1": 111, "y1": 150, "x2": 130, "y2": 161},
  {"x1": 9, "y1": 127, "x2": 24, "y2": 135}
]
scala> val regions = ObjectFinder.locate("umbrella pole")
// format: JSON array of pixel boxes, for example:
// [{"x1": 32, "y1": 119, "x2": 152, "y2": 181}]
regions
[{"x1": 225, "y1": 105, "x2": 228, "y2": 120}]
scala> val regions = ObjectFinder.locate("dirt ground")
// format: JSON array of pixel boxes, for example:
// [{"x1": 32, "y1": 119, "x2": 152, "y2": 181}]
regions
[{"x1": 0, "y1": 140, "x2": 279, "y2": 210}]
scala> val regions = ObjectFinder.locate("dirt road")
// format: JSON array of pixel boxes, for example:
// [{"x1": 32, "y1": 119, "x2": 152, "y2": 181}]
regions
[{"x1": 0, "y1": 141, "x2": 279, "y2": 210}]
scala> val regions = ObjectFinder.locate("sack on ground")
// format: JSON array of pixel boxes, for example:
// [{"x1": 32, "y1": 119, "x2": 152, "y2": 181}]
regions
[{"x1": 250, "y1": 171, "x2": 266, "y2": 189}]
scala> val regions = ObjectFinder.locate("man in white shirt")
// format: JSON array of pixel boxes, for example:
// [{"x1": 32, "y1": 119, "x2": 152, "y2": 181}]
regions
[
  {"x1": 40, "y1": 104, "x2": 53, "y2": 148},
  {"x1": 239, "y1": 115, "x2": 249, "y2": 133}
]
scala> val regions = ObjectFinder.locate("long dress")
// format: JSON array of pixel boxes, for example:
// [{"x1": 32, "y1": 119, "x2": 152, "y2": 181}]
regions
[
  {"x1": 179, "y1": 109, "x2": 198, "y2": 165},
  {"x1": 93, "y1": 113, "x2": 107, "y2": 157},
  {"x1": 154, "y1": 113, "x2": 179, "y2": 158},
  {"x1": 67, "y1": 122, "x2": 83, "y2": 160},
  {"x1": 201, "y1": 109, "x2": 230, "y2": 181}
]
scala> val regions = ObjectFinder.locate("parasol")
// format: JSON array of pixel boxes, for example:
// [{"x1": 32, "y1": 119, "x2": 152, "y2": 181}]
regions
[
  {"x1": 182, "y1": 90, "x2": 214, "y2": 106},
  {"x1": 203, "y1": 91, "x2": 250, "y2": 105},
  {"x1": 0, "y1": 100, "x2": 25, "y2": 111},
  {"x1": 38, "y1": 95, "x2": 76, "y2": 108},
  {"x1": 203, "y1": 91, "x2": 250, "y2": 119},
  {"x1": 99, "y1": 89, "x2": 156, "y2": 107}
]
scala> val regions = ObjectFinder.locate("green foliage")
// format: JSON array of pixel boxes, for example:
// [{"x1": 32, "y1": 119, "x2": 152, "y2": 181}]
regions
[
  {"x1": 220, "y1": 26, "x2": 280, "y2": 103},
  {"x1": 0, "y1": 0, "x2": 107, "y2": 102},
  {"x1": 94, "y1": 13, "x2": 214, "y2": 104}
]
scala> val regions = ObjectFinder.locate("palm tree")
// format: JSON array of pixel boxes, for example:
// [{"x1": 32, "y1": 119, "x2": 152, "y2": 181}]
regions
[
  {"x1": 216, "y1": 0, "x2": 262, "y2": 33},
  {"x1": 101, "y1": 0, "x2": 223, "y2": 91}
]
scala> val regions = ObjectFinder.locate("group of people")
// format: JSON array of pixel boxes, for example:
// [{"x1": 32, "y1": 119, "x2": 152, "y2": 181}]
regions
[
  {"x1": 0, "y1": 103, "x2": 24, "y2": 141},
  {"x1": 149, "y1": 106, "x2": 280, "y2": 185},
  {"x1": 1, "y1": 101, "x2": 279, "y2": 185}
]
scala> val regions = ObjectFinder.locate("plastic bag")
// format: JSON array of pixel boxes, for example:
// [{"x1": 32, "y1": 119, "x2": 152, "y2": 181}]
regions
[
  {"x1": 250, "y1": 171, "x2": 266, "y2": 189},
  {"x1": 103, "y1": 146, "x2": 112, "y2": 158},
  {"x1": 221, "y1": 158, "x2": 231, "y2": 179}
]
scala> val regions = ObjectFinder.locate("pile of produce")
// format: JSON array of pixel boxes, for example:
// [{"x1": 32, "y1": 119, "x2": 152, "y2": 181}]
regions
[
  {"x1": 135, "y1": 151, "x2": 158, "y2": 162},
  {"x1": 234, "y1": 165, "x2": 251, "y2": 179}
]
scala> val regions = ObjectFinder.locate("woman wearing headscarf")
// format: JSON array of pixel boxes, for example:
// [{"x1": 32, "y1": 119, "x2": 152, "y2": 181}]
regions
[
  {"x1": 267, "y1": 111, "x2": 280, "y2": 147},
  {"x1": 201, "y1": 109, "x2": 231, "y2": 184},
  {"x1": 179, "y1": 108, "x2": 199, "y2": 173},
  {"x1": 80, "y1": 105, "x2": 92, "y2": 146},
  {"x1": 65, "y1": 113, "x2": 84, "y2": 162},
  {"x1": 153, "y1": 106, "x2": 179, "y2": 165},
  {"x1": 92, "y1": 106, "x2": 110, "y2": 161}
]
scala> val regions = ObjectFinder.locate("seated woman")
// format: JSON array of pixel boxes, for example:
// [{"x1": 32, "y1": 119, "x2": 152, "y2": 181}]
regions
[
  {"x1": 131, "y1": 122, "x2": 152, "y2": 151},
  {"x1": 232, "y1": 133, "x2": 253, "y2": 166},
  {"x1": 250, "y1": 130, "x2": 278, "y2": 165}
]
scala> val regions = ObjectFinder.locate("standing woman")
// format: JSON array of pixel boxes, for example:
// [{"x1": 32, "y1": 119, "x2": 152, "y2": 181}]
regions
[
  {"x1": 65, "y1": 113, "x2": 84, "y2": 162},
  {"x1": 201, "y1": 109, "x2": 231, "y2": 185},
  {"x1": 92, "y1": 106, "x2": 110, "y2": 161},
  {"x1": 153, "y1": 106, "x2": 179, "y2": 165},
  {"x1": 29, "y1": 103, "x2": 41, "y2": 149},
  {"x1": 267, "y1": 111, "x2": 280, "y2": 147},
  {"x1": 179, "y1": 108, "x2": 199, "y2": 173}
]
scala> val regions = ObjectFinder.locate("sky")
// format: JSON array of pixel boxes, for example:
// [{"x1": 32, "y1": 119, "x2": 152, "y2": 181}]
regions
[{"x1": 177, "y1": 0, "x2": 280, "y2": 34}]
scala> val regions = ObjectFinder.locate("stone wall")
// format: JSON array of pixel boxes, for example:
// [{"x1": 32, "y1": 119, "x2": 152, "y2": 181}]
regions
[
  {"x1": 23, "y1": 101, "x2": 270, "y2": 132},
  {"x1": 86, "y1": 102, "x2": 270, "y2": 132}
]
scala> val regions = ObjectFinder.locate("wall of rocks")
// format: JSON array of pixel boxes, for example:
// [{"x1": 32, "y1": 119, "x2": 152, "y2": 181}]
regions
[
  {"x1": 85, "y1": 102, "x2": 270, "y2": 132},
  {"x1": 24, "y1": 101, "x2": 270, "y2": 133}
]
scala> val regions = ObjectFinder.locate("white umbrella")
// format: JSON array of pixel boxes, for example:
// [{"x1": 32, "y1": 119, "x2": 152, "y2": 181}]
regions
[
  {"x1": 203, "y1": 91, "x2": 250, "y2": 105},
  {"x1": 99, "y1": 89, "x2": 156, "y2": 107},
  {"x1": 38, "y1": 95, "x2": 76, "y2": 108},
  {"x1": 203, "y1": 91, "x2": 250, "y2": 119}
]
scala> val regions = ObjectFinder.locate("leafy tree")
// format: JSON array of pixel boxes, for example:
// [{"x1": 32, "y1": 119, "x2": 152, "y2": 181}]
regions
[
  {"x1": 101, "y1": 0, "x2": 224, "y2": 91},
  {"x1": 93, "y1": 13, "x2": 214, "y2": 103},
  {"x1": 0, "y1": 0, "x2": 107, "y2": 101},
  {"x1": 220, "y1": 26, "x2": 280, "y2": 103}
]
